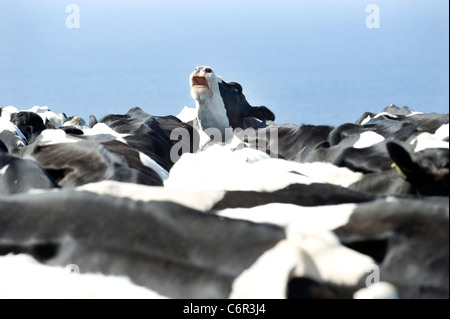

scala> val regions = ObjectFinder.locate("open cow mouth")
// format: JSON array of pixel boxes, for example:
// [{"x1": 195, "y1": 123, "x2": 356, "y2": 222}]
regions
[{"x1": 191, "y1": 76, "x2": 210, "y2": 89}]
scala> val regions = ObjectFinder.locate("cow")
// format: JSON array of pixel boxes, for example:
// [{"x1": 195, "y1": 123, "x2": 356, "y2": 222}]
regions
[
  {"x1": 334, "y1": 197, "x2": 449, "y2": 299},
  {"x1": 190, "y1": 66, "x2": 275, "y2": 137},
  {"x1": 211, "y1": 192, "x2": 448, "y2": 298}
]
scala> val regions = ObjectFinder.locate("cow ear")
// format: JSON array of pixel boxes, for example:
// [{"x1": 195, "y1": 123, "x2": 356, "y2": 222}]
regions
[
  {"x1": 89, "y1": 115, "x2": 98, "y2": 128},
  {"x1": 386, "y1": 141, "x2": 418, "y2": 180},
  {"x1": 248, "y1": 106, "x2": 275, "y2": 122}
]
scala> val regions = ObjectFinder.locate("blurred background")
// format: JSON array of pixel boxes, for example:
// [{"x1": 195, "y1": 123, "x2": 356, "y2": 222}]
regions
[{"x1": 0, "y1": 0, "x2": 448, "y2": 126}]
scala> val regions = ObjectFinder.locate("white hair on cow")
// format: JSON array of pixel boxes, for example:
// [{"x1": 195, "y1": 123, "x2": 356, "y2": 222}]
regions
[
  {"x1": 139, "y1": 152, "x2": 169, "y2": 181},
  {"x1": 77, "y1": 181, "x2": 226, "y2": 211},
  {"x1": 0, "y1": 164, "x2": 10, "y2": 178},
  {"x1": 176, "y1": 105, "x2": 197, "y2": 123},
  {"x1": 190, "y1": 67, "x2": 230, "y2": 133},
  {"x1": 287, "y1": 227, "x2": 376, "y2": 288},
  {"x1": 166, "y1": 145, "x2": 363, "y2": 191},
  {"x1": 434, "y1": 123, "x2": 449, "y2": 140},
  {"x1": 0, "y1": 106, "x2": 20, "y2": 121},
  {"x1": 28, "y1": 106, "x2": 66, "y2": 128},
  {"x1": 230, "y1": 226, "x2": 376, "y2": 298},
  {"x1": 230, "y1": 238, "x2": 310, "y2": 298},
  {"x1": 217, "y1": 202, "x2": 357, "y2": 231},
  {"x1": 0, "y1": 117, "x2": 28, "y2": 144},
  {"x1": 0, "y1": 254, "x2": 167, "y2": 299},
  {"x1": 410, "y1": 132, "x2": 449, "y2": 153},
  {"x1": 353, "y1": 282, "x2": 399, "y2": 299},
  {"x1": 37, "y1": 129, "x2": 79, "y2": 145},
  {"x1": 165, "y1": 145, "x2": 317, "y2": 192},
  {"x1": 353, "y1": 131, "x2": 385, "y2": 149},
  {"x1": 83, "y1": 123, "x2": 130, "y2": 144}
]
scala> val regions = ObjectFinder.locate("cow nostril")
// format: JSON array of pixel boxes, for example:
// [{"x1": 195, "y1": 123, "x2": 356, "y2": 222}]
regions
[{"x1": 204, "y1": 67, "x2": 213, "y2": 73}]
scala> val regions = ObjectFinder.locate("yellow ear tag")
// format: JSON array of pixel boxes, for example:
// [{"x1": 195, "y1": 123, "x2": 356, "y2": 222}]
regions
[{"x1": 391, "y1": 162, "x2": 408, "y2": 180}]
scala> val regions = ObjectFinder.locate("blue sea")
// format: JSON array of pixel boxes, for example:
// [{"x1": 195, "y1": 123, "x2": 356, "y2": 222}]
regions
[{"x1": 0, "y1": 0, "x2": 448, "y2": 126}]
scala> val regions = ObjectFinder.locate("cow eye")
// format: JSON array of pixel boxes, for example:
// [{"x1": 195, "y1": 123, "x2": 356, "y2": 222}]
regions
[
  {"x1": 234, "y1": 88, "x2": 239, "y2": 93},
  {"x1": 204, "y1": 67, "x2": 213, "y2": 73}
]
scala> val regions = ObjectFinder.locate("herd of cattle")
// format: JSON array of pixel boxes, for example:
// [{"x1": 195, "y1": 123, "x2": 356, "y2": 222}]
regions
[{"x1": 0, "y1": 69, "x2": 449, "y2": 299}]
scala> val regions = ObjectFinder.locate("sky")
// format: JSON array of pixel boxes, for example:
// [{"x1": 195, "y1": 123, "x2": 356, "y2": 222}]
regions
[{"x1": 0, "y1": 0, "x2": 448, "y2": 126}]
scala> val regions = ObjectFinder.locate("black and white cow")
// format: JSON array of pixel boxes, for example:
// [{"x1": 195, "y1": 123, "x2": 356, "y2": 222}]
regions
[
  {"x1": 1, "y1": 106, "x2": 66, "y2": 129},
  {"x1": 9, "y1": 111, "x2": 47, "y2": 144},
  {"x1": 190, "y1": 66, "x2": 275, "y2": 136},
  {"x1": 13, "y1": 128, "x2": 166, "y2": 187},
  {"x1": 349, "y1": 131, "x2": 449, "y2": 196},
  {"x1": 0, "y1": 118, "x2": 27, "y2": 150},
  {"x1": 100, "y1": 107, "x2": 199, "y2": 170},
  {"x1": 334, "y1": 197, "x2": 449, "y2": 299}
]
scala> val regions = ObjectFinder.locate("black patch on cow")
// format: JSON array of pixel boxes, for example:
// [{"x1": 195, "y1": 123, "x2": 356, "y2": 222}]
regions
[
  {"x1": 46, "y1": 167, "x2": 74, "y2": 184},
  {"x1": 0, "y1": 243, "x2": 59, "y2": 263},
  {"x1": 236, "y1": 124, "x2": 334, "y2": 162},
  {"x1": 406, "y1": 113, "x2": 449, "y2": 133},
  {"x1": 342, "y1": 238, "x2": 389, "y2": 264},
  {"x1": 61, "y1": 126, "x2": 84, "y2": 135},
  {"x1": 0, "y1": 140, "x2": 8, "y2": 153},
  {"x1": 348, "y1": 169, "x2": 413, "y2": 195},
  {"x1": 287, "y1": 277, "x2": 338, "y2": 299},
  {"x1": 218, "y1": 81, "x2": 275, "y2": 129},
  {"x1": 102, "y1": 139, "x2": 163, "y2": 185},
  {"x1": 100, "y1": 107, "x2": 199, "y2": 168},
  {"x1": 10, "y1": 111, "x2": 47, "y2": 143},
  {"x1": 212, "y1": 183, "x2": 378, "y2": 210}
]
